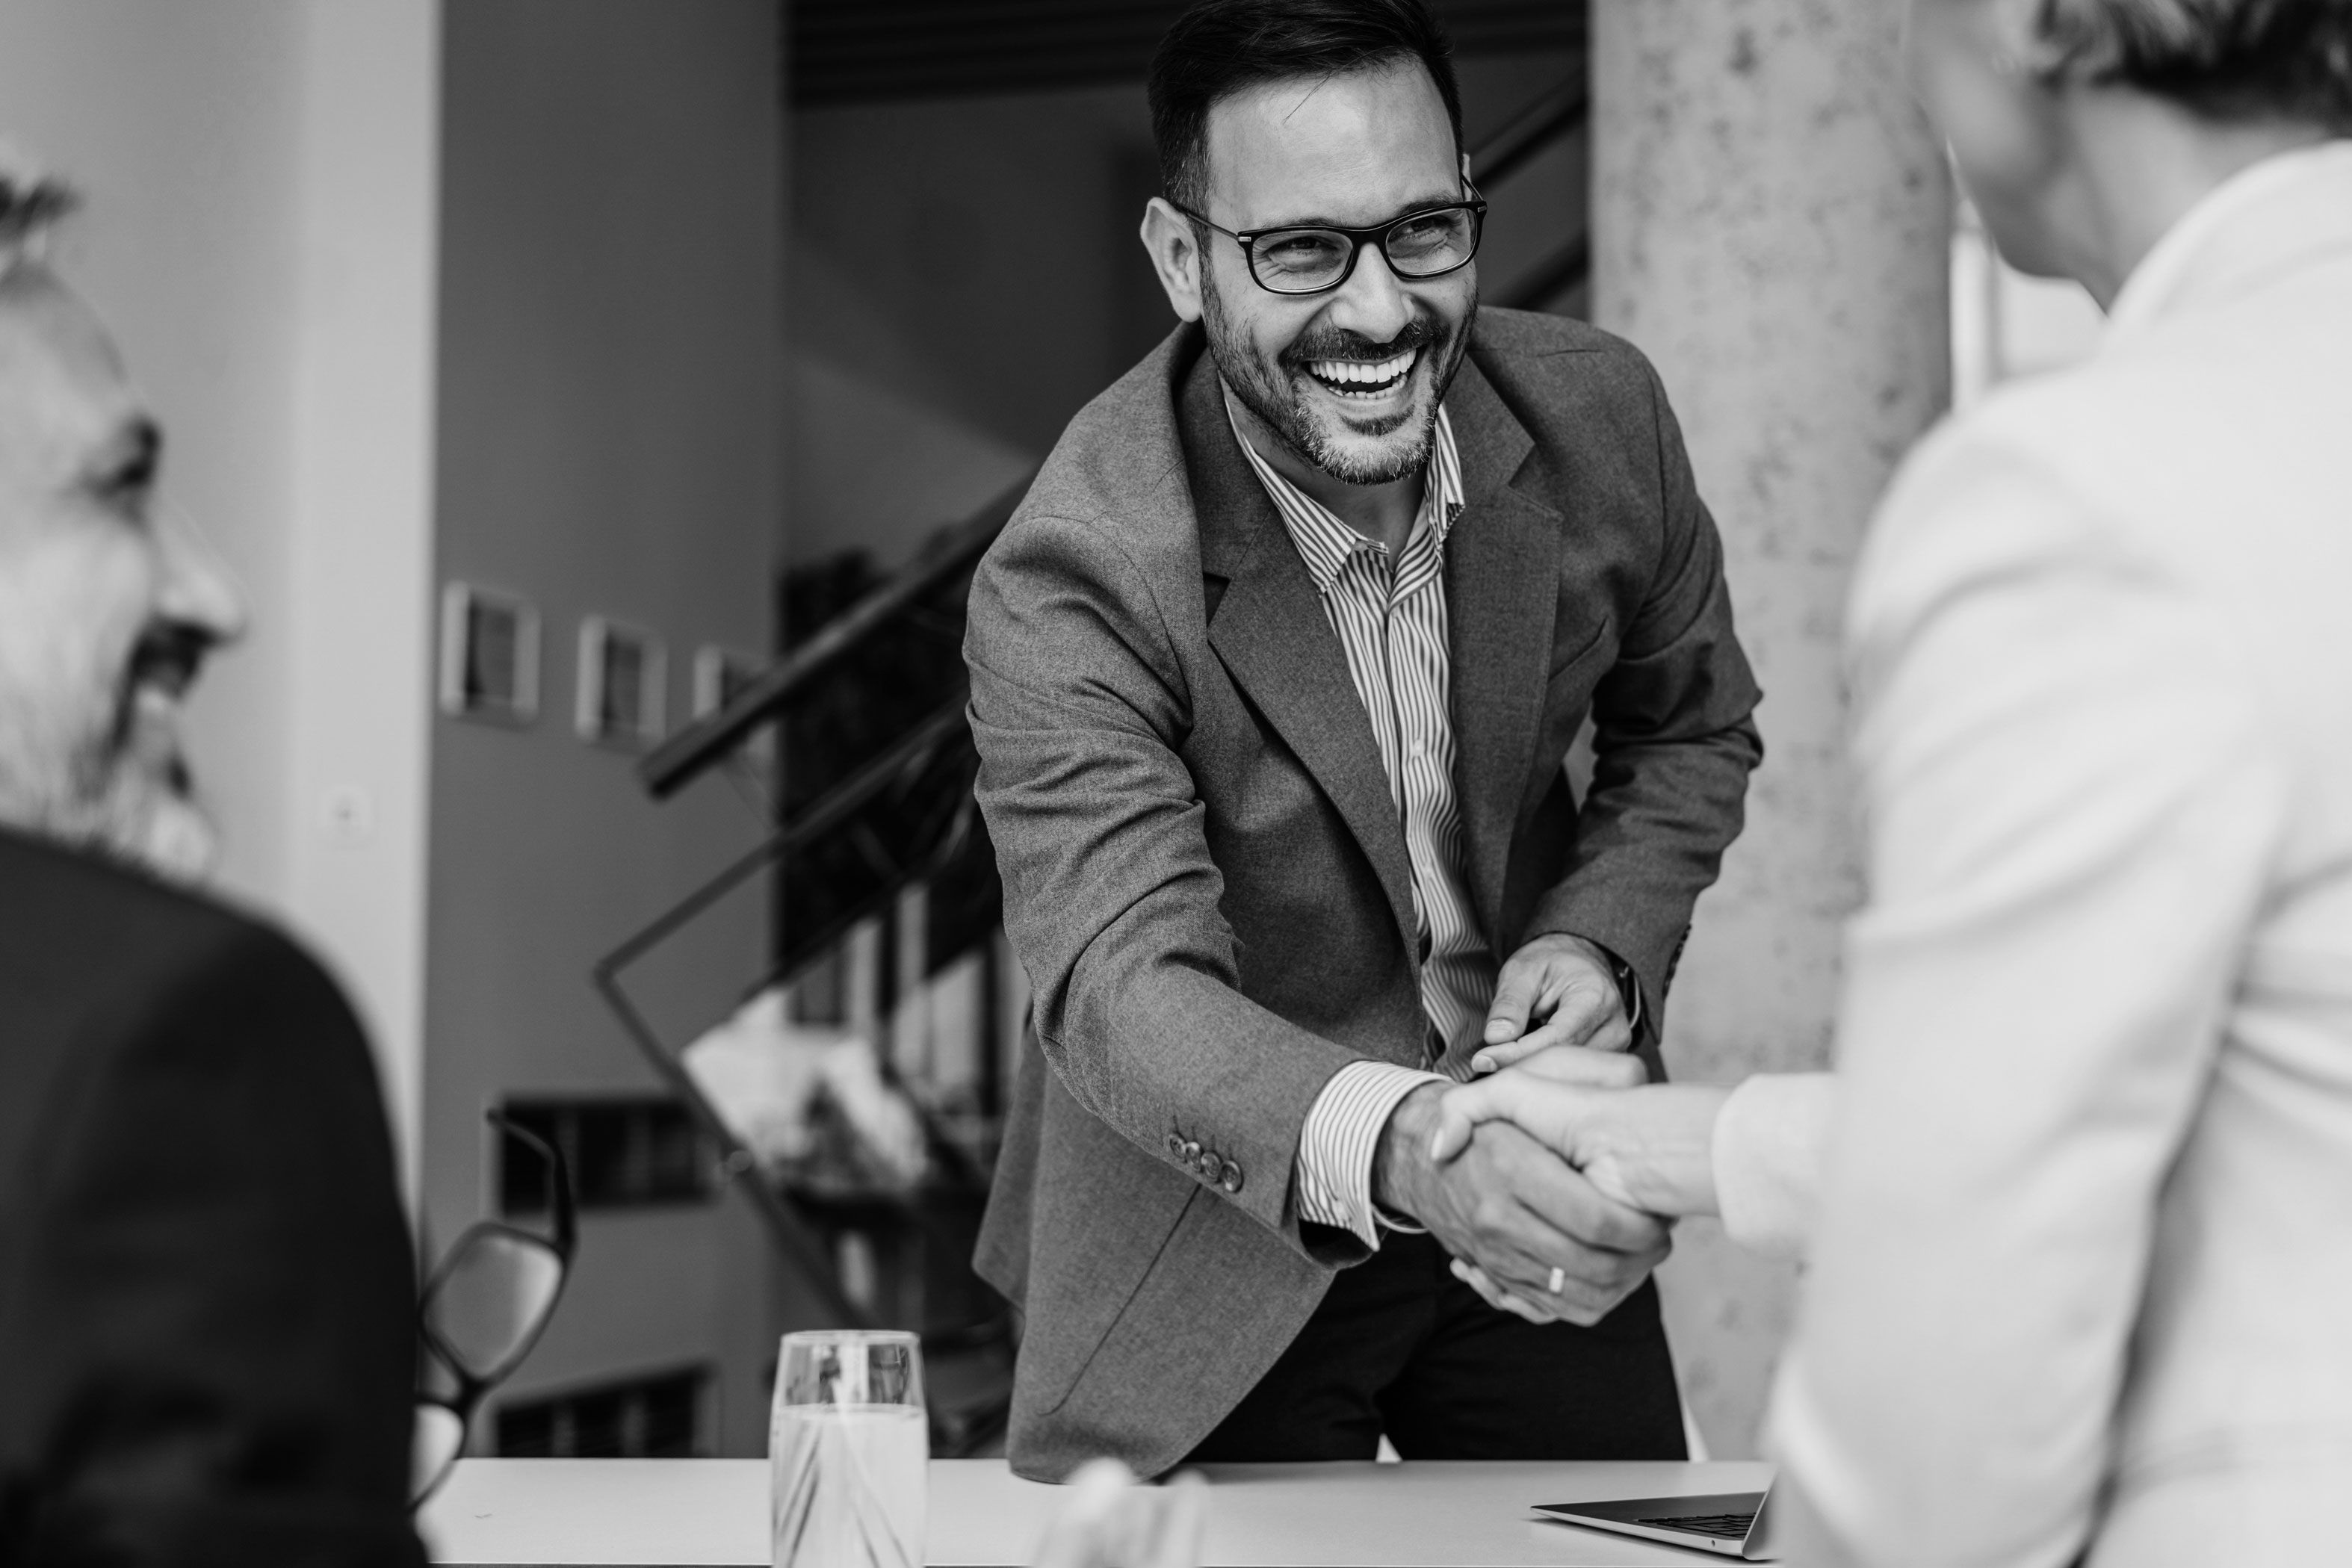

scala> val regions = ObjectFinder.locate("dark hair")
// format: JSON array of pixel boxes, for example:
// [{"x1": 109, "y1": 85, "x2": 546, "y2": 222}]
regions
[
  {"x1": 2040, "y1": 0, "x2": 2352, "y2": 130},
  {"x1": 1148, "y1": 0, "x2": 1464, "y2": 212}
]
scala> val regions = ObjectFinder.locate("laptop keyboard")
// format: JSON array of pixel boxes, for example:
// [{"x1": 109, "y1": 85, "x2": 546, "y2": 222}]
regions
[{"x1": 1636, "y1": 1512, "x2": 1757, "y2": 1539}]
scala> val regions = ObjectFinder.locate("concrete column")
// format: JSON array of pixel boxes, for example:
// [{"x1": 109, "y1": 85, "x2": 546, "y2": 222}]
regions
[{"x1": 1590, "y1": 0, "x2": 1952, "y2": 1456}]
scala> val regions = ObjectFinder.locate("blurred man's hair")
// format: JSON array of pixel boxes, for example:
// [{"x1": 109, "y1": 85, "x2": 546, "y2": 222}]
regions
[
  {"x1": 1147, "y1": 0, "x2": 1463, "y2": 214},
  {"x1": 2040, "y1": 0, "x2": 2352, "y2": 129},
  {"x1": 0, "y1": 146, "x2": 79, "y2": 276}
]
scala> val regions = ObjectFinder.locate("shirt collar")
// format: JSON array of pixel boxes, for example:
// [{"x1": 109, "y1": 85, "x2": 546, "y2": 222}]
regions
[
  {"x1": 1221, "y1": 385, "x2": 1464, "y2": 593},
  {"x1": 2106, "y1": 139, "x2": 2352, "y2": 347}
]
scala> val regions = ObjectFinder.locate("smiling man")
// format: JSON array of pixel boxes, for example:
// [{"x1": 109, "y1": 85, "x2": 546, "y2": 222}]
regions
[
  {"x1": 0, "y1": 161, "x2": 421, "y2": 1564},
  {"x1": 965, "y1": 0, "x2": 1762, "y2": 1478}
]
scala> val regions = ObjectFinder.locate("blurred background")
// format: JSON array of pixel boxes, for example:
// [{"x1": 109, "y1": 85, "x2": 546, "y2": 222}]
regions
[{"x1": 0, "y1": 0, "x2": 2099, "y2": 1464}]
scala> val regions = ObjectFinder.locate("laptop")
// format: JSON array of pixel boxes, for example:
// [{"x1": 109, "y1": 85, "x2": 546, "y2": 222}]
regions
[{"x1": 1533, "y1": 1479, "x2": 1779, "y2": 1559}]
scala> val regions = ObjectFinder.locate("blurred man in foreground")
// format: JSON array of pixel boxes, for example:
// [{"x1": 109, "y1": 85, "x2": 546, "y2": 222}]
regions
[{"x1": 0, "y1": 157, "x2": 422, "y2": 1565}]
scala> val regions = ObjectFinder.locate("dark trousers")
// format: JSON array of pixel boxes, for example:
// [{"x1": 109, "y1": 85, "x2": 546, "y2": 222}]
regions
[{"x1": 1183, "y1": 1232, "x2": 1686, "y2": 1462}]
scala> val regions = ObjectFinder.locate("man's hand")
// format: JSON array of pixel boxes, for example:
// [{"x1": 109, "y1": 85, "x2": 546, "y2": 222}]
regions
[
  {"x1": 1473, "y1": 934, "x2": 1632, "y2": 1073},
  {"x1": 1374, "y1": 1082, "x2": 1671, "y2": 1325},
  {"x1": 1428, "y1": 1065, "x2": 1732, "y2": 1222}
]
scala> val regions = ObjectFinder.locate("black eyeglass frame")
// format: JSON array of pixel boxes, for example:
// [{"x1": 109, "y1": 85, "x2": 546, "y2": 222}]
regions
[
  {"x1": 410, "y1": 1109, "x2": 578, "y2": 1507},
  {"x1": 1174, "y1": 185, "x2": 1488, "y2": 296}
]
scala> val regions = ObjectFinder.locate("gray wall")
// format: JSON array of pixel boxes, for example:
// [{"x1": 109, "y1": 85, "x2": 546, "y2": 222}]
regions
[{"x1": 424, "y1": 0, "x2": 794, "y2": 1456}]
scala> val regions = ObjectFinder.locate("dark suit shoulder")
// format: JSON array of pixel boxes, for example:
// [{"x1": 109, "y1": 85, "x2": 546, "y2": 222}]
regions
[
  {"x1": 0, "y1": 832, "x2": 418, "y2": 1555},
  {"x1": 0, "y1": 827, "x2": 315, "y2": 985},
  {"x1": 0, "y1": 830, "x2": 371, "y2": 1183}
]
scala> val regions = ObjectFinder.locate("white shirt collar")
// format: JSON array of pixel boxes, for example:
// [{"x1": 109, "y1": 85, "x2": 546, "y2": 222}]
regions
[
  {"x1": 2107, "y1": 138, "x2": 2352, "y2": 346},
  {"x1": 1219, "y1": 385, "x2": 1464, "y2": 593}
]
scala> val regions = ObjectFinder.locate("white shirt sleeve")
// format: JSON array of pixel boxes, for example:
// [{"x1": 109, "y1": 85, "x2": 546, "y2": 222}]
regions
[
  {"x1": 1712, "y1": 1073, "x2": 1836, "y2": 1259},
  {"x1": 1765, "y1": 433, "x2": 2290, "y2": 1568},
  {"x1": 1294, "y1": 1059, "x2": 1448, "y2": 1247}
]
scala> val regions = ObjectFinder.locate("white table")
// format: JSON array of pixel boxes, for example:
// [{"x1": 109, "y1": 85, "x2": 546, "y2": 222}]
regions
[{"x1": 422, "y1": 1457, "x2": 1774, "y2": 1566}]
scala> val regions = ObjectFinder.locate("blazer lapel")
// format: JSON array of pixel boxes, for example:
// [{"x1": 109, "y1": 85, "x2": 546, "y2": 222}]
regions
[
  {"x1": 1444, "y1": 357, "x2": 1562, "y2": 941},
  {"x1": 1181, "y1": 359, "x2": 1423, "y2": 961}
]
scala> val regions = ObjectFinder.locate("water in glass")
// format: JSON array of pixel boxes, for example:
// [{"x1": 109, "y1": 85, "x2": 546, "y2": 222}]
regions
[{"x1": 770, "y1": 1330, "x2": 926, "y2": 1568}]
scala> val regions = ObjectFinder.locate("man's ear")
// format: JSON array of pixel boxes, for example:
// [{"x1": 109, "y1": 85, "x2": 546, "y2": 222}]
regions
[
  {"x1": 1139, "y1": 197, "x2": 1206, "y2": 324},
  {"x1": 1985, "y1": 0, "x2": 2073, "y2": 77},
  {"x1": 1460, "y1": 150, "x2": 1474, "y2": 191}
]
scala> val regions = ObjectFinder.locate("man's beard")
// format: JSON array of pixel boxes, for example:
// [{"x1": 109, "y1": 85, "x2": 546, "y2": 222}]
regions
[
  {"x1": 1201, "y1": 264, "x2": 1473, "y2": 486},
  {"x1": 0, "y1": 660, "x2": 218, "y2": 883}
]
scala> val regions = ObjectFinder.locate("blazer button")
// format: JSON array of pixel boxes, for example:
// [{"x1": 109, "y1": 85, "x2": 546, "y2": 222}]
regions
[
  {"x1": 1199, "y1": 1153, "x2": 1226, "y2": 1186},
  {"x1": 1166, "y1": 1132, "x2": 1186, "y2": 1159},
  {"x1": 1221, "y1": 1165, "x2": 1245, "y2": 1194},
  {"x1": 1181, "y1": 1141, "x2": 1202, "y2": 1168}
]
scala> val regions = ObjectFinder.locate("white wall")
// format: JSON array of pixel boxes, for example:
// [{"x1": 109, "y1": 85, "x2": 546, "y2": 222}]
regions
[
  {"x1": 0, "y1": 0, "x2": 442, "y2": 1171},
  {"x1": 425, "y1": 0, "x2": 790, "y2": 1454}
]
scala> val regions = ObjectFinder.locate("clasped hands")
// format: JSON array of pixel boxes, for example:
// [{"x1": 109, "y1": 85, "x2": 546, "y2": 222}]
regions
[{"x1": 1372, "y1": 933, "x2": 1724, "y2": 1326}]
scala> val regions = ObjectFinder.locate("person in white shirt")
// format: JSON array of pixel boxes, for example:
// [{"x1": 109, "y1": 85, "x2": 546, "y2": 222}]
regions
[{"x1": 1433, "y1": 1, "x2": 2352, "y2": 1563}]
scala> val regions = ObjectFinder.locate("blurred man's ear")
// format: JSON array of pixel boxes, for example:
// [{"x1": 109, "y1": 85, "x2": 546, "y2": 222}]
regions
[{"x1": 1139, "y1": 199, "x2": 1207, "y2": 324}]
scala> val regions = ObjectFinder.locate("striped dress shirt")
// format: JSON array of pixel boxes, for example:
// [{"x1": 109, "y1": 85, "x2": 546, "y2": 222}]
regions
[{"x1": 1224, "y1": 391, "x2": 1491, "y2": 1247}]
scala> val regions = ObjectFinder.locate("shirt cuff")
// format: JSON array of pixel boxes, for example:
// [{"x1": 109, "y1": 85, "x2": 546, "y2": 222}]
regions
[
  {"x1": 1712, "y1": 1072, "x2": 1836, "y2": 1259},
  {"x1": 1295, "y1": 1060, "x2": 1448, "y2": 1249}
]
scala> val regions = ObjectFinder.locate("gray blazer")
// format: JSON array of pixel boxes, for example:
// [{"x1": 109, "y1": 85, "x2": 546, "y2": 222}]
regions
[{"x1": 965, "y1": 308, "x2": 1762, "y2": 1479}]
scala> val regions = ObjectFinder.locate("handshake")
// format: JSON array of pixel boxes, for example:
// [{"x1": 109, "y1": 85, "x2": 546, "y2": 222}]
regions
[{"x1": 1372, "y1": 934, "x2": 1733, "y2": 1327}]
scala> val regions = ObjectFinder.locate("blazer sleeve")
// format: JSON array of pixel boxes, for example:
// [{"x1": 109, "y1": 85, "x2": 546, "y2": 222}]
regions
[
  {"x1": 966, "y1": 510, "x2": 1372, "y2": 1265},
  {"x1": 1524, "y1": 359, "x2": 1764, "y2": 1026},
  {"x1": 1765, "y1": 434, "x2": 2289, "y2": 1568},
  {"x1": 5, "y1": 919, "x2": 424, "y2": 1567}
]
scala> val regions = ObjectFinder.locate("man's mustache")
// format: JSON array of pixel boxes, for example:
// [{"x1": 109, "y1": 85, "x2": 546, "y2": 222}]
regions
[
  {"x1": 1281, "y1": 314, "x2": 1446, "y2": 368},
  {"x1": 126, "y1": 622, "x2": 212, "y2": 701},
  {"x1": 104, "y1": 620, "x2": 214, "y2": 760}
]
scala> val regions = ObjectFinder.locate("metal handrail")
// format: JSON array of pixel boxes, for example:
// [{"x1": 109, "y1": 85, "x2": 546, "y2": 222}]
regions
[
  {"x1": 640, "y1": 478, "x2": 1027, "y2": 799},
  {"x1": 1470, "y1": 76, "x2": 1591, "y2": 188},
  {"x1": 589, "y1": 693, "x2": 980, "y2": 1329}
]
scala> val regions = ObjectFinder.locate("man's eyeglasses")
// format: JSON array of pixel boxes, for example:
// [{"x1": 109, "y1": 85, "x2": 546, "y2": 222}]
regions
[
  {"x1": 410, "y1": 1110, "x2": 577, "y2": 1507},
  {"x1": 1175, "y1": 187, "x2": 1487, "y2": 296}
]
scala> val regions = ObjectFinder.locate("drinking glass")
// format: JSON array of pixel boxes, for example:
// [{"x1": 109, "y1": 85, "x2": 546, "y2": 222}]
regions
[{"x1": 770, "y1": 1329, "x2": 926, "y2": 1568}]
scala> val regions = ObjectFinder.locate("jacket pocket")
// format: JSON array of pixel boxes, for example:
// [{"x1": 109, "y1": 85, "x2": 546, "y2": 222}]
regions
[{"x1": 1016, "y1": 1076, "x2": 1204, "y2": 1416}]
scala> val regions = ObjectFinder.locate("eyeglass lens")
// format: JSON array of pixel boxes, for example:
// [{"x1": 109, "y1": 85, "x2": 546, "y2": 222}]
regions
[
  {"x1": 411, "y1": 1401, "x2": 468, "y2": 1506},
  {"x1": 1252, "y1": 208, "x2": 1478, "y2": 292},
  {"x1": 423, "y1": 1230, "x2": 566, "y2": 1380}
]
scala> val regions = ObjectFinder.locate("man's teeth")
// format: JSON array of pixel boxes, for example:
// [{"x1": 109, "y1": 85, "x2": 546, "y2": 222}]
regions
[{"x1": 1307, "y1": 348, "x2": 1417, "y2": 391}]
